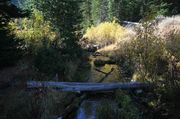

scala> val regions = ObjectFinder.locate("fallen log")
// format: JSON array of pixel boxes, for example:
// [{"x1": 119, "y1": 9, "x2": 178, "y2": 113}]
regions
[
  {"x1": 27, "y1": 81, "x2": 151, "y2": 92},
  {"x1": 98, "y1": 68, "x2": 114, "y2": 83},
  {"x1": 94, "y1": 68, "x2": 108, "y2": 75}
]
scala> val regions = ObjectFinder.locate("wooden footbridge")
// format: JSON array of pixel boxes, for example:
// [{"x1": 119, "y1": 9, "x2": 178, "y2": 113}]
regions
[
  {"x1": 27, "y1": 81, "x2": 152, "y2": 119},
  {"x1": 27, "y1": 81, "x2": 151, "y2": 92}
]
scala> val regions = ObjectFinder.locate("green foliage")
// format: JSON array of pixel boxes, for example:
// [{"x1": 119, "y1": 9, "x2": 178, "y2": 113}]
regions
[
  {"x1": 34, "y1": 42, "x2": 62, "y2": 76},
  {"x1": 82, "y1": 0, "x2": 118, "y2": 27},
  {"x1": 114, "y1": 20, "x2": 179, "y2": 84},
  {"x1": 8, "y1": 0, "x2": 83, "y2": 80},
  {"x1": 0, "y1": 26, "x2": 22, "y2": 68},
  {"x1": 165, "y1": 33, "x2": 180, "y2": 60},
  {"x1": 116, "y1": 23, "x2": 166, "y2": 81},
  {"x1": 115, "y1": 91, "x2": 140, "y2": 119},
  {"x1": 0, "y1": 7, "x2": 23, "y2": 68},
  {"x1": 117, "y1": 55, "x2": 135, "y2": 79},
  {"x1": 9, "y1": 9, "x2": 56, "y2": 55},
  {"x1": 143, "y1": 1, "x2": 169, "y2": 21},
  {"x1": 117, "y1": 0, "x2": 142, "y2": 21},
  {"x1": 2, "y1": 90, "x2": 40, "y2": 119},
  {"x1": 1, "y1": 89, "x2": 76, "y2": 119},
  {"x1": 18, "y1": 0, "x2": 36, "y2": 11},
  {"x1": 131, "y1": 24, "x2": 166, "y2": 81},
  {"x1": 164, "y1": 0, "x2": 180, "y2": 15},
  {"x1": 81, "y1": 0, "x2": 93, "y2": 32},
  {"x1": 96, "y1": 92, "x2": 140, "y2": 119},
  {"x1": 36, "y1": 0, "x2": 82, "y2": 50},
  {"x1": 81, "y1": 0, "x2": 170, "y2": 25},
  {"x1": 158, "y1": 86, "x2": 180, "y2": 118},
  {"x1": 91, "y1": 0, "x2": 101, "y2": 25},
  {"x1": 96, "y1": 100, "x2": 119, "y2": 119}
]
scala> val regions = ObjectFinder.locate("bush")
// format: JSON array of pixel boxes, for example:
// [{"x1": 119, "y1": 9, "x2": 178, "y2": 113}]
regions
[
  {"x1": 115, "y1": 91, "x2": 140, "y2": 119},
  {"x1": 96, "y1": 92, "x2": 140, "y2": 119},
  {"x1": 97, "y1": 17, "x2": 180, "y2": 84},
  {"x1": 83, "y1": 21, "x2": 125, "y2": 47},
  {"x1": 34, "y1": 39, "x2": 81, "y2": 81},
  {"x1": 9, "y1": 9, "x2": 82, "y2": 81},
  {"x1": 2, "y1": 90, "x2": 40, "y2": 119},
  {"x1": 1, "y1": 89, "x2": 76, "y2": 119},
  {"x1": 114, "y1": 22, "x2": 168, "y2": 82},
  {"x1": 34, "y1": 44, "x2": 63, "y2": 77},
  {"x1": 96, "y1": 100, "x2": 120, "y2": 119}
]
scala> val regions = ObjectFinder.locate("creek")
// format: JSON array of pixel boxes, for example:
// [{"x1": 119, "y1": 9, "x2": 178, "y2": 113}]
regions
[{"x1": 75, "y1": 52, "x2": 119, "y2": 119}]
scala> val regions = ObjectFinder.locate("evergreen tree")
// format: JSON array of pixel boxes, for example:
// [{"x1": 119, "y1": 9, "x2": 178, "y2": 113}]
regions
[
  {"x1": 107, "y1": 0, "x2": 116, "y2": 20},
  {"x1": 81, "y1": 0, "x2": 92, "y2": 32},
  {"x1": 100, "y1": 0, "x2": 109, "y2": 22},
  {"x1": 0, "y1": 0, "x2": 26, "y2": 68},
  {"x1": 91, "y1": 0, "x2": 101, "y2": 25},
  {"x1": 35, "y1": 0, "x2": 82, "y2": 56}
]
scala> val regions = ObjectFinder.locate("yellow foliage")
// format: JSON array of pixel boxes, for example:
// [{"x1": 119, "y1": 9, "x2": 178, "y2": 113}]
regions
[
  {"x1": 9, "y1": 9, "x2": 57, "y2": 42},
  {"x1": 84, "y1": 21, "x2": 125, "y2": 46}
]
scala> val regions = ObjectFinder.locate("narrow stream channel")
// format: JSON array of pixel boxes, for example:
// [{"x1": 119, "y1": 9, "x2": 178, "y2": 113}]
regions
[
  {"x1": 75, "y1": 52, "x2": 119, "y2": 119},
  {"x1": 75, "y1": 100, "x2": 97, "y2": 119}
]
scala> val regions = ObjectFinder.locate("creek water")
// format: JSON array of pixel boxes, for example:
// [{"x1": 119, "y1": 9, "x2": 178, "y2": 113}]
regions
[
  {"x1": 75, "y1": 100, "x2": 97, "y2": 119},
  {"x1": 88, "y1": 55, "x2": 120, "y2": 82},
  {"x1": 75, "y1": 53, "x2": 120, "y2": 119}
]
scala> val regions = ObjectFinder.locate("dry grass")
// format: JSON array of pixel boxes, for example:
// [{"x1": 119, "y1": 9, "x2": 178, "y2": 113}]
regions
[
  {"x1": 97, "y1": 16, "x2": 180, "y2": 55},
  {"x1": 97, "y1": 27, "x2": 136, "y2": 54},
  {"x1": 157, "y1": 15, "x2": 180, "y2": 39}
]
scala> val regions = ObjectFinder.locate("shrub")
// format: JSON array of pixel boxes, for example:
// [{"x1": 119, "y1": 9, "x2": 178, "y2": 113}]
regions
[
  {"x1": 34, "y1": 39, "x2": 81, "y2": 81},
  {"x1": 96, "y1": 92, "x2": 140, "y2": 119},
  {"x1": 1, "y1": 89, "x2": 75, "y2": 119},
  {"x1": 114, "y1": 22, "x2": 168, "y2": 82},
  {"x1": 9, "y1": 9, "x2": 82, "y2": 80},
  {"x1": 83, "y1": 21, "x2": 125, "y2": 47},
  {"x1": 2, "y1": 90, "x2": 40, "y2": 119},
  {"x1": 115, "y1": 91, "x2": 140, "y2": 119},
  {"x1": 113, "y1": 17, "x2": 179, "y2": 84},
  {"x1": 96, "y1": 100, "x2": 120, "y2": 119},
  {"x1": 34, "y1": 44, "x2": 63, "y2": 77},
  {"x1": 157, "y1": 15, "x2": 180, "y2": 39}
]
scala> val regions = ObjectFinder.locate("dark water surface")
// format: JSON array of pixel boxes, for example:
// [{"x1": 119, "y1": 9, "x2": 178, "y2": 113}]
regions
[{"x1": 75, "y1": 100, "x2": 97, "y2": 119}]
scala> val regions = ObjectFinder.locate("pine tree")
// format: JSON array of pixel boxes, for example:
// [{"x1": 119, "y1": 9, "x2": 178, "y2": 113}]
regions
[
  {"x1": 81, "y1": 0, "x2": 92, "y2": 32},
  {"x1": 35, "y1": 0, "x2": 82, "y2": 56},
  {"x1": 0, "y1": 0, "x2": 26, "y2": 68},
  {"x1": 107, "y1": 0, "x2": 116, "y2": 20},
  {"x1": 100, "y1": 0, "x2": 109, "y2": 22},
  {"x1": 91, "y1": 0, "x2": 101, "y2": 25}
]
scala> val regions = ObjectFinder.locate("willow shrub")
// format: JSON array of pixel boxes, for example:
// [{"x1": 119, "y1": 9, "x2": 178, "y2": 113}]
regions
[
  {"x1": 83, "y1": 21, "x2": 125, "y2": 47},
  {"x1": 115, "y1": 22, "x2": 168, "y2": 82},
  {"x1": 115, "y1": 19, "x2": 180, "y2": 84}
]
